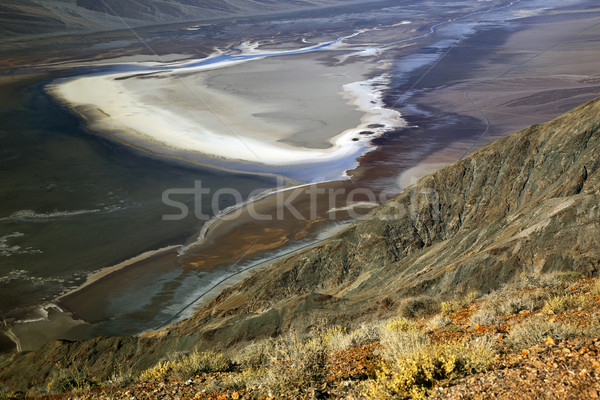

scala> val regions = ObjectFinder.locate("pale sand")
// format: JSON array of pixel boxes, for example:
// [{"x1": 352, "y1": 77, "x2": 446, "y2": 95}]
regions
[{"x1": 47, "y1": 51, "x2": 404, "y2": 170}]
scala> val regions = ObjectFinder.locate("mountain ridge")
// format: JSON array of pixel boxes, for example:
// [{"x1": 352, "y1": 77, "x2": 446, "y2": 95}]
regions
[{"x1": 0, "y1": 0, "x2": 375, "y2": 39}]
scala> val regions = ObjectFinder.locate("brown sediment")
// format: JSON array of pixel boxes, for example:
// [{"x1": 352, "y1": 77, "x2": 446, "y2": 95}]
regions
[{"x1": 58, "y1": 249, "x2": 182, "y2": 323}]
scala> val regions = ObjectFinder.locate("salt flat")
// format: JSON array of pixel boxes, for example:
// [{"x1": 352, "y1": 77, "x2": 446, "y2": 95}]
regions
[{"x1": 48, "y1": 50, "x2": 403, "y2": 174}]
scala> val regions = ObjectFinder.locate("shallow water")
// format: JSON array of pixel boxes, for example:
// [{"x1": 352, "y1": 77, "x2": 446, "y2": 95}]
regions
[{"x1": 0, "y1": 75, "x2": 276, "y2": 319}]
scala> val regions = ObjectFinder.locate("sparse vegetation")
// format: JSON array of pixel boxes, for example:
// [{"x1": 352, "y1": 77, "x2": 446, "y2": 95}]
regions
[
  {"x1": 426, "y1": 314, "x2": 451, "y2": 330},
  {"x1": 398, "y1": 296, "x2": 440, "y2": 318},
  {"x1": 469, "y1": 306, "x2": 499, "y2": 326},
  {"x1": 46, "y1": 367, "x2": 100, "y2": 394},
  {"x1": 138, "y1": 350, "x2": 231, "y2": 382},
  {"x1": 504, "y1": 317, "x2": 581, "y2": 351},
  {"x1": 258, "y1": 331, "x2": 329, "y2": 396},
  {"x1": 366, "y1": 336, "x2": 496, "y2": 399},
  {"x1": 440, "y1": 301, "x2": 460, "y2": 316},
  {"x1": 543, "y1": 293, "x2": 589, "y2": 314},
  {"x1": 7, "y1": 273, "x2": 600, "y2": 399}
]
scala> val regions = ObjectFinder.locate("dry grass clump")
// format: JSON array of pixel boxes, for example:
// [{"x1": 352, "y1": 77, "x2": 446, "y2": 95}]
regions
[
  {"x1": 45, "y1": 367, "x2": 99, "y2": 394},
  {"x1": 322, "y1": 323, "x2": 380, "y2": 352},
  {"x1": 439, "y1": 292, "x2": 479, "y2": 317},
  {"x1": 258, "y1": 332, "x2": 328, "y2": 397},
  {"x1": 543, "y1": 293, "x2": 589, "y2": 314},
  {"x1": 426, "y1": 314, "x2": 451, "y2": 330},
  {"x1": 440, "y1": 301, "x2": 460, "y2": 316},
  {"x1": 591, "y1": 278, "x2": 600, "y2": 297},
  {"x1": 504, "y1": 317, "x2": 581, "y2": 350},
  {"x1": 398, "y1": 296, "x2": 440, "y2": 318},
  {"x1": 497, "y1": 291, "x2": 543, "y2": 314},
  {"x1": 235, "y1": 338, "x2": 276, "y2": 370},
  {"x1": 515, "y1": 272, "x2": 579, "y2": 291},
  {"x1": 366, "y1": 335, "x2": 496, "y2": 399},
  {"x1": 139, "y1": 350, "x2": 231, "y2": 382},
  {"x1": 469, "y1": 306, "x2": 499, "y2": 326}
]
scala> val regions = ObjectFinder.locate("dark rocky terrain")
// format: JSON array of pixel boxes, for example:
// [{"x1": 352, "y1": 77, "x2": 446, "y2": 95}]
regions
[{"x1": 1, "y1": 92, "x2": 599, "y2": 395}]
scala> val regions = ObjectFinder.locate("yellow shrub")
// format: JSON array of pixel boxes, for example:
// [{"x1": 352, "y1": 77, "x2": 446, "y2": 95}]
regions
[
  {"x1": 383, "y1": 316, "x2": 418, "y2": 332},
  {"x1": 543, "y1": 293, "x2": 588, "y2": 314},
  {"x1": 440, "y1": 301, "x2": 459, "y2": 316},
  {"x1": 365, "y1": 339, "x2": 495, "y2": 399},
  {"x1": 139, "y1": 361, "x2": 172, "y2": 382}
]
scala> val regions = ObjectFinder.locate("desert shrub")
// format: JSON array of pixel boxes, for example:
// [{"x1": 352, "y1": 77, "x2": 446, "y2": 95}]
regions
[
  {"x1": 552, "y1": 271, "x2": 583, "y2": 283},
  {"x1": 235, "y1": 338, "x2": 276, "y2": 370},
  {"x1": 346, "y1": 323, "x2": 381, "y2": 347},
  {"x1": 139, "y1": 351, "x2": 231, "y2": 382},
  {"x1": 496, "y1": 291, "x2": 543, "y2": 315},
  {"x1": 173, "y1": 350, "x2": 231, "y2": 380},
  {"x1": 426, "y1": 314, "x2": 451, "y2": 330},
  {"x1": 592, "y1": 279, "x2": 600, "y2": 297},
  {"x1": 458, "y1": 291, "x2": 481, "y2": 308},
  {"x1": 105, "y1": 365, "x2": 134, "y2": 388},
  {"x1": 543, "y1": 293, "x2": 589, "y2": 314},
  {"x1": 440, "y1": 301, "x2": 459, "y2": 316},
  {"x1": 322, "y1": 323, "x2": 380, "y2": 352},
  {"x1": 319, "y1": 325, "x2": 348, "y2": 350},
  {"x1": 515, "y1": 272, "x2": 573, "y2": 291},
  {"x1": 0, "y1": 386, "x2": 24, "y2": 400},
  {"x1": 398, "y1": 296, "x2": 440, "y2": 318},
  {"x1": 505, "y1": 317, "x2": 581, "y2": 350},
  {"x1": 259, "y1": 332, "x2": 328, "y2": 396},
  {"x1": 46, "y1": 367, "x2": 99, "y2": 394},
  {"x1": 469, "y1": 306, "x2": 499, "y2": 326},
  {"x1": 383, "y1": 316, "x2": 419, "y2": 332},
  {"x1": 139, "y1": 361, "x2": 171, "y2": 382},
  {"x1": 379, "y1": 319, "x2": 429, "y2": 362},
  {"x1": 366, "y1": 336, "x2": 495, "y2": 399}
]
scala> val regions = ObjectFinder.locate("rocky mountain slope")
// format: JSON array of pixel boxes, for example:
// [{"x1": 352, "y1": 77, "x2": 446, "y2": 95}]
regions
[
  {"x1": 28, "y1": 274, "x2": 600, "y2": 399},
  {"x1": 1, "y1": 97, "x2": 599, "y2": 394},
  {"x1": 0, "y1": 0, "x2": 368, "y2": 38},
  {"x1": 166, "y1": 97, "x2": 600, "y2": 342}
]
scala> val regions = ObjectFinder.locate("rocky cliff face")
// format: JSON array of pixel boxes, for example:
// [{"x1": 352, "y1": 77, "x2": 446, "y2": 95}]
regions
[
  {"x1": 1, "y1": 97, "x2": 599, "y2": 392},
  {"x1": 168, "y1": 97, "x2": 600, "y2": 342}
]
